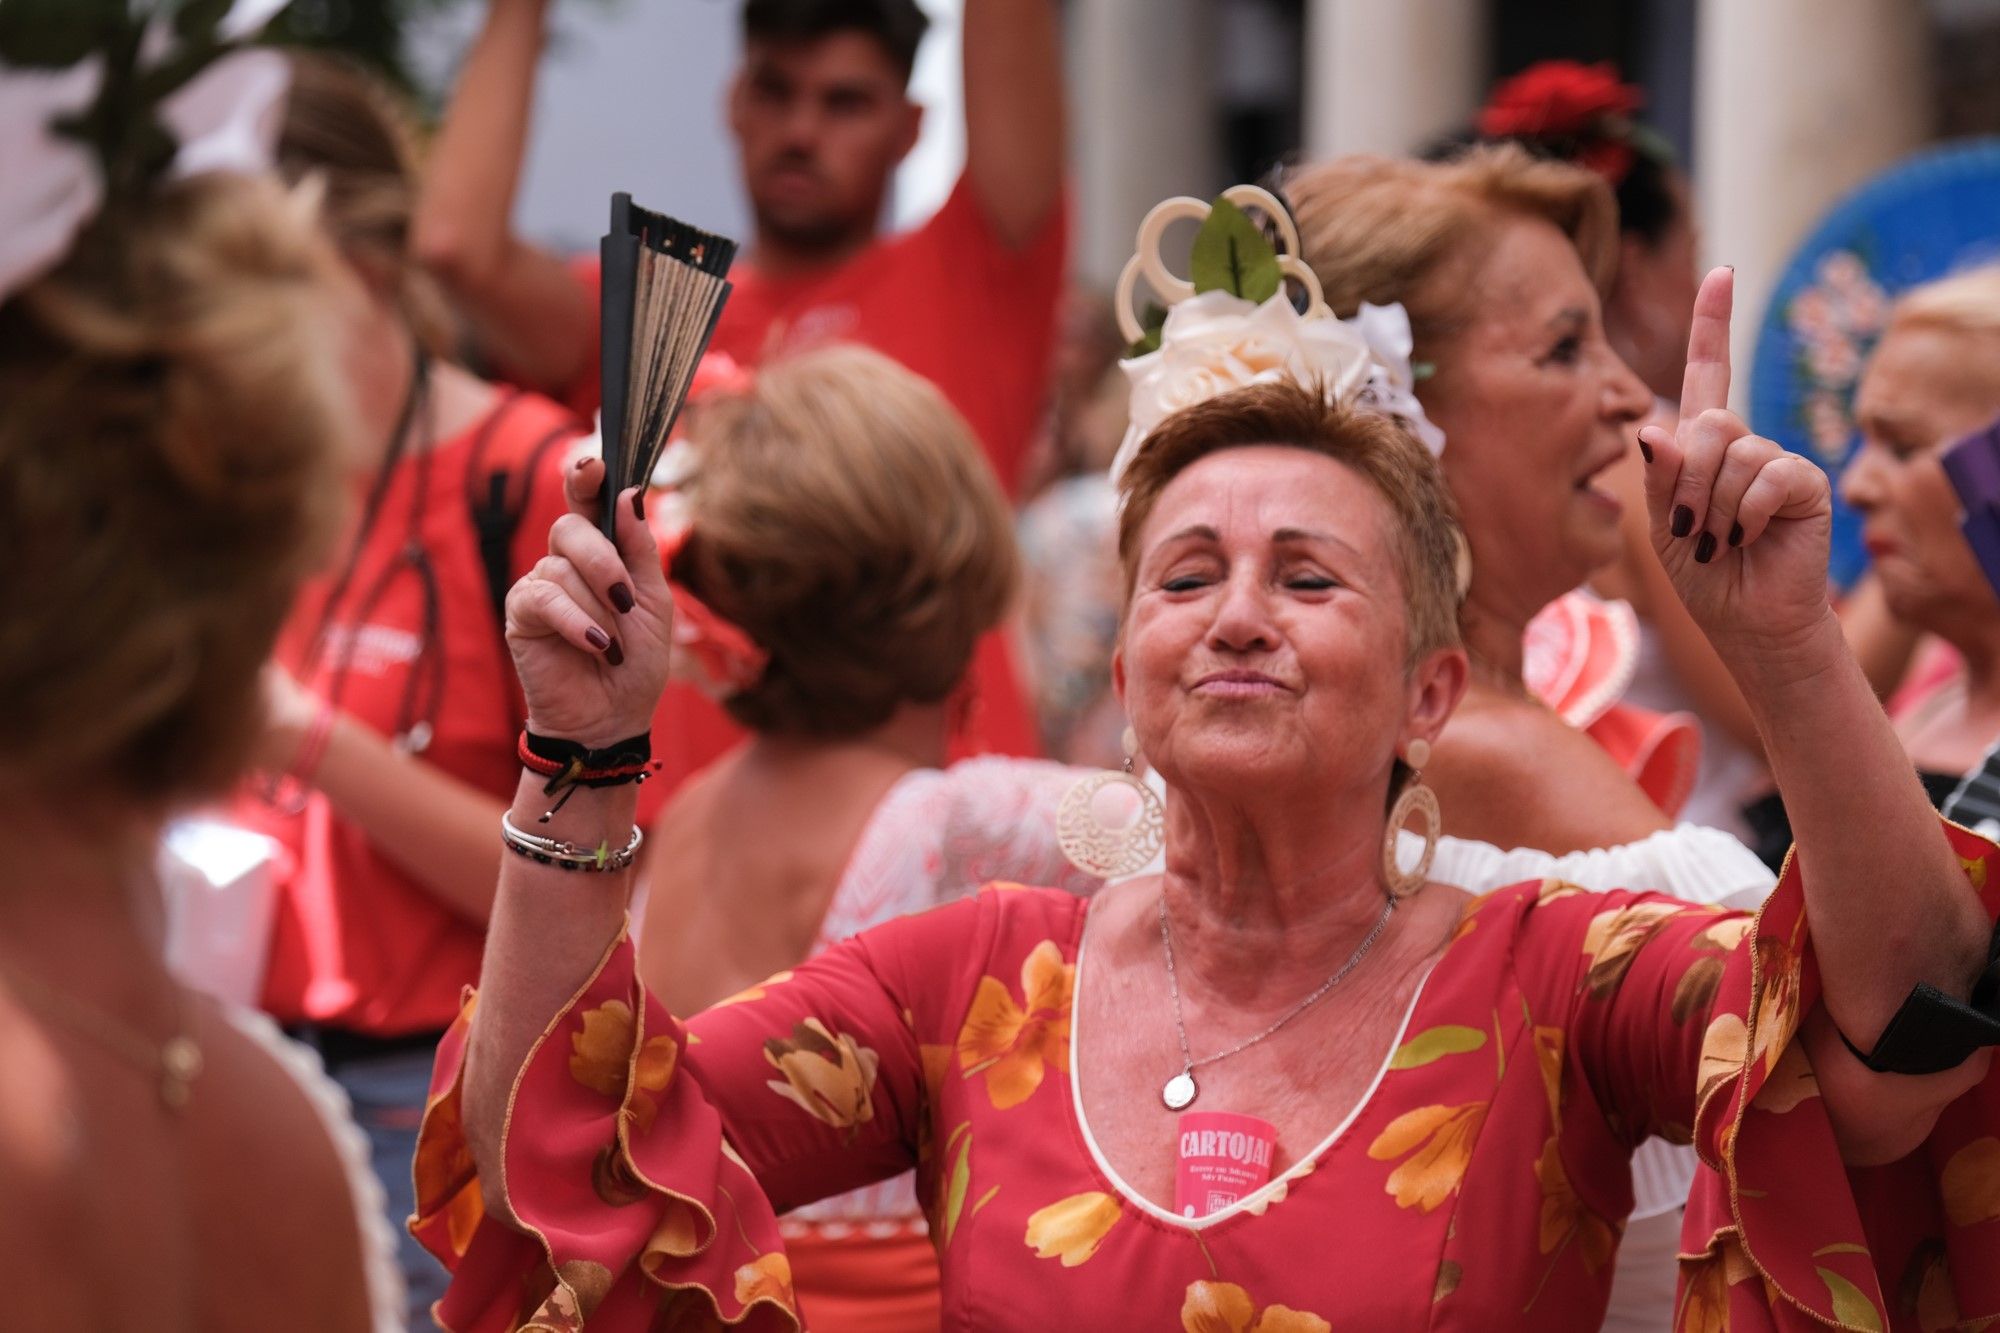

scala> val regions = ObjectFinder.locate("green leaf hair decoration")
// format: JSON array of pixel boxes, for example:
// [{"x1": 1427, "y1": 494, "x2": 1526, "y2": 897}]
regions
[{"x1": 1188, "y1": 196, "x2": 1283, "y2": 303}]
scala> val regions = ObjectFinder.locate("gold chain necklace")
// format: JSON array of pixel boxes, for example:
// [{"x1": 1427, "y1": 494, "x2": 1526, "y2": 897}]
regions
[{"x1": 0, "y1": 963, "x2": 203, "y2": 1111}]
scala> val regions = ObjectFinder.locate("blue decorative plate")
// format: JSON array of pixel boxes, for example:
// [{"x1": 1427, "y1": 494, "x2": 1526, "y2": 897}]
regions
[{"x1": 1749, "y1": 138, "x2": 2000, "y2": 588}]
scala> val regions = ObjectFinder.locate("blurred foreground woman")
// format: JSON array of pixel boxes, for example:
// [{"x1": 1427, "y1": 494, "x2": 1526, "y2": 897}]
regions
[{"x1": 0, "y1": 24, "x2": 401, "y2": 1331}]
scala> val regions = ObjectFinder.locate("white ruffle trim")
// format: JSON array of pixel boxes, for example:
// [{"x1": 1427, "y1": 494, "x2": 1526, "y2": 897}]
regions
[
  {"x1": 220, "y1": 1005, "x2": 409, "y2": 1331},
  {"x1": 1419, "y1": 822, "x2": 1776, "y2": 913}
]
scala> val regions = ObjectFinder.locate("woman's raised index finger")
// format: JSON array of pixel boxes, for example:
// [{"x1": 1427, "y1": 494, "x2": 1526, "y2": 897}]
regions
[{"x1": 1677, "y1": 266, "x2": 1736, "y2": 427}]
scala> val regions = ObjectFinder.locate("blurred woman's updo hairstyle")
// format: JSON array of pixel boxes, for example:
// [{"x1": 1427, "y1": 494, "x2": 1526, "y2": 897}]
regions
[
  {"x1": 0, "y1": 173, "x2": 347, "y2": 806},
  {"x1": 1282, "y1": 144, "x2": 1616, "y2": 375},
  {"x1": 672, "y1": 345, "x2": 1019, "y2": 738},
  {"x1": 275, "y1": 48, "x2": 456, "y2": 356}
]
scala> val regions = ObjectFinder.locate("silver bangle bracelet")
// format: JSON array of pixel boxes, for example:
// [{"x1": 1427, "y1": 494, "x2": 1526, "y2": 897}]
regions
[{"x1": 500, "y1": 812, "x2": 644, "y2": 873}]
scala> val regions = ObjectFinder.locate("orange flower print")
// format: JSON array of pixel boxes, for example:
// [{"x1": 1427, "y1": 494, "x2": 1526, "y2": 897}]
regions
[
  {"x1": 1181, "y1": 1280, "x2": 1331, "y2": 1332},
  {"x1": 570, "y1": 999, "x2": 641, "y2": 1096},
  {"x1": 1366, "y1": 1102, "x2": 1488, "y2": 1213},
  {"x1": 568, "y1": 998, "x2": 680, "y2": 1132},
  {"x1": 713, "y1": 971, "x2": 794, "y2": 1009},
  {"x1": 733, "y1": 1252, "x2": 796, "y2": 1309},
  {"x1": 763, "y1": 1018, "x2": 880, "y2": 1135},
  {"x1": 1750, "y1": 932, "x2": 1802, "y2": 1075},
  {"x1": 957, "y1": 940, "x2": 1074, "y2": 1109},
  {"x1": 1024, "y1": 1191, "x2": 1121, "y2": 1267},
  {"x1": 1535, "y1": 1138, "x2": 1617, "y2": 1274}
]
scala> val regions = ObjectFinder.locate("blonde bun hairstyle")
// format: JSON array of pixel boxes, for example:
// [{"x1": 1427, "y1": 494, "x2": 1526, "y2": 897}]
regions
[{"x1": 0, "y1": 172, "x2": 348, "y2": 807}]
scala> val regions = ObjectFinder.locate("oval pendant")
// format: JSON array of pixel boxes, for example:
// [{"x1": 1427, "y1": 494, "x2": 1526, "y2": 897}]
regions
[{"x1": 1161, "y1": 1071, "x2": 1198, "y2": 1111}]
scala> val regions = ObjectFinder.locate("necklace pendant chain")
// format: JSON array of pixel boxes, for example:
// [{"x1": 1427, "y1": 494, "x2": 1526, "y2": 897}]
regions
[{"x1": 1157, "y1": 889, "x2": 1398, "y2": 1110}]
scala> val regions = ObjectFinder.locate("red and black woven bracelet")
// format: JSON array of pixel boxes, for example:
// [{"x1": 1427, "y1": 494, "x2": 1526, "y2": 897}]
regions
[{"x1": 518, "y1": 729, "x2": 658, "y2": 819}]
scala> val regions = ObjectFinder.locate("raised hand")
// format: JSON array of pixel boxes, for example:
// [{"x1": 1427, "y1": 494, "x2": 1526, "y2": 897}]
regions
[
  {"x1": 505, "y1": 458, "x2": 674, "y2": 747},
  {"x1": 1636, "y1": 267, "x2": 1835, "y2": 666}
]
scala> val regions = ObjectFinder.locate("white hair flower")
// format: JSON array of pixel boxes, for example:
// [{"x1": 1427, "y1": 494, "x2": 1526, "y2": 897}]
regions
[{"x1": 1112, "y1": 292, "x2": 1444, "y2": 484}]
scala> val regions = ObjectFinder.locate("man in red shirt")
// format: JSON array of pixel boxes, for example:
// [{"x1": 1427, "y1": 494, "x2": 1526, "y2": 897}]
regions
[{"x1": 416, "y1": 0, "x2": 1067, "y2": 769}]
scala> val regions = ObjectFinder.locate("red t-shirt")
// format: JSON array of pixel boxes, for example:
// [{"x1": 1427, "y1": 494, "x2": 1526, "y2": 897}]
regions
[
  {"x1": 552, "y1": 177, "x2": 1065, "y2": 779},
  {"x1": 561, "y1": 175, "x2": 1069, "y2": 497},
  {"x1": 237, "y1": 390, "x2": 654, "y2": 1036}
]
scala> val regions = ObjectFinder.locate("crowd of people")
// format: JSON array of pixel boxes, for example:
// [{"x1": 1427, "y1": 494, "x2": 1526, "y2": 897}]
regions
[{"x1": 4, "y1": 1, "x2": 2000, "y2": 1330}]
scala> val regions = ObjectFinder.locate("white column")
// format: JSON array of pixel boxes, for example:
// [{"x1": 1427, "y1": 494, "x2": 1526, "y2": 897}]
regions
[
  {"x1": 1070, "y1": 0, "x2": 1221, "y2": 285},
  {"x1": 1302, "y1": 0, "x2": 1486, "y2": 160},
  {"x1": 1695, "y1": 0, "x2": 1930, "y2": 400}
]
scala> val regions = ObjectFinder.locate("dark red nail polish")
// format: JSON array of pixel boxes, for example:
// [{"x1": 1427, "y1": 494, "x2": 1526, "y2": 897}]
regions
[
  {"x1": 1694, "y1": 531, "x2": 1717, "y2": 563},
  {"x1": 609, "y1": 582, "x2": 634, "y2": 614},
  {"x1": 1637, "y1": 434, "x2": 1653, "y2": 464},
  {"x1": 1728, "y1": 522, "x2": 1744, "y2": 548},
  {"x1": 1670, "y1": 505, "x2": 1694, "y2": 538},
  {"x1": 585, "y1": 626, "x2": 610, "y2": 651},
  {"x1": 631, "y1": 489, "x2": 647, "y2": 522},
  {"x1": 604, "y1": 637, "x2": 624, "y2": 667}
]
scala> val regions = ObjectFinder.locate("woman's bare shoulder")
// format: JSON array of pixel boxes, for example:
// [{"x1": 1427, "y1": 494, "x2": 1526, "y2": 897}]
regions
[
  {"x1": 0, "y1": 994, "x2": 87, "y2": 1327},
  {"x1": 1431, "y1": 692, "x2": 1672, "y2": 856},
  {"x1": 184, "y1": 1009, "x2": 375, "y2": 1332}
]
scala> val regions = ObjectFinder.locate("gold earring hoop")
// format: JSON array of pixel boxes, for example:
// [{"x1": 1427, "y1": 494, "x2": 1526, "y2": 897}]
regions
[
  {"x1": 1058, "y1": 728, "x2": 1166, "y2": 879},
  {"x1": 1382, "y1": 743, "x2": 1440, "y2": 900}
]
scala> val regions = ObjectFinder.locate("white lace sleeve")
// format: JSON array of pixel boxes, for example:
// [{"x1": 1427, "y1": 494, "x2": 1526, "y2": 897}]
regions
[{"x1": 813, "y1": 757, "x2": 1104, "y2": 949}]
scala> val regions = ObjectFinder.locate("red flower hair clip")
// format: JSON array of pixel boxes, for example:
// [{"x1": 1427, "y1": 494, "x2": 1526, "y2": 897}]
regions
[{"x1": 1477, "y1": 60, "x2": 1646, "y2": 184}]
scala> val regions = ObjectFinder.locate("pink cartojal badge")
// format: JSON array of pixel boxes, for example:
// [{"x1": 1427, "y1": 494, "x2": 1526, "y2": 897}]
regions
[{"x1": 1175, "y1": 1111, "x2": 1276, "y2": 1218}]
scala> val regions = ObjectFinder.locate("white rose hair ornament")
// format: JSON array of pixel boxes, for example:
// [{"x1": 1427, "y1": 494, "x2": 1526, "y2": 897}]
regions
[
  {"x1": 1110, "y1": 184, "x2": 1446, "y2": 485},
  {"x1": 0, "y1": 0, "x2": 295, "y2": 306}
]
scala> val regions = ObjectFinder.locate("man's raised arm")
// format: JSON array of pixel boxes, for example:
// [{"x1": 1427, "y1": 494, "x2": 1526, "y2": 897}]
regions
[
  {"x1": 414, "y1": 0, "x2": 596, "y2": 398},
  {"x1": 961, "y1": 0, "x2": 1065, "y2": 250}
]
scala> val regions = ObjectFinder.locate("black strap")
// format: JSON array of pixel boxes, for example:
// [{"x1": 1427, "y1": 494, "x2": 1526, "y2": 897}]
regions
[
  {"x1": 465, "y1": 393, "x2": 583, "y2": 636},
  {"x1": 1840, "y1": 920, "x2": 2000, "y2": 1074}
]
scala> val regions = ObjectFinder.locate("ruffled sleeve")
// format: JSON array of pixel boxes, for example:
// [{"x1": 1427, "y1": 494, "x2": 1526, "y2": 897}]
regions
[
  {"x1": 411, "y1": 898, "x2": 987, "y2": 1332},
  {"x1": 1678, "y1": 820, "x2": 2000, "y2": 1331}
]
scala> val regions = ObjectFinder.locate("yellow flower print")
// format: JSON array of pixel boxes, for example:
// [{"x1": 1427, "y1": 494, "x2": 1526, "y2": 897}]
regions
[
  {"x1": 1024, "y1": 1191, "x2": 1121, "y2": 1267},
  {"x1": 1366, "y1": 1102, "x2": 1488, "y2": 1213},
  {"x1": 1181, "y1": 1281, "x2": 1331, "y2": 1333},
  {"x1": 733, "y1": 1252, "x2": 796, "y2": 1309},
  {"x1": 1898, "y1": 1239, "x2": 1961, "y2": 1332},
  {"x1": 1535, "y1": 1138, "x2": 1617, "y2": 1274},
  {"x1": 1694, "y1": 1011, "x2": 1748, "y2": 1112},
  {"x1": 1581, "y1": 900, "x2": 1682, "y2": 997},
  {"x1": 763, "y1": 1018, "x2": 880, "y2": 1134},
  {"x1": 1942, "y1": 1136, "x2": 2000, "y2": 1227},
  {"x1": 956, "y1": 939, "x2": 1074, "y2": 1110},
  {"x1": 1750, "y1": 1038, "x2": 1819, "y2": 1115}
]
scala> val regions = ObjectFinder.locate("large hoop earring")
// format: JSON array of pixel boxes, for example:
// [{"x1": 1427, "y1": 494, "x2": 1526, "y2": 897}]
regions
[
  {"x1": 1382, "y1": 740, "x2": 1441, "y2": 900},
  {"x1": 1058, "y1": 729, "x2": 1166, "y2": 879}
]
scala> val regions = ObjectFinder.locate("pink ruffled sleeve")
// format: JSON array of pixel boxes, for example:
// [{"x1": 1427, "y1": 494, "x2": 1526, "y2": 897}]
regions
[
  {"x1": 1678, "y1": 820, "x2": 2000, "y2": 1332},
  {"x1": 412, "y1": 896, "x2": 989, "y2": 1331}
]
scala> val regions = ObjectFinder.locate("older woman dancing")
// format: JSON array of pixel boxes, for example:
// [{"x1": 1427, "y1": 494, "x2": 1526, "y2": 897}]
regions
[{"x1": 413, "y1": 237, "x2": 1999, "y2": 1326}]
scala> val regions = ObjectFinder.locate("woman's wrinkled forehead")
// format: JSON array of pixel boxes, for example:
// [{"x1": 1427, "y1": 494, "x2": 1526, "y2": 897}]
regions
[{"x1": 1134, "y1": 446, "x2": 1398, "y2": 579}]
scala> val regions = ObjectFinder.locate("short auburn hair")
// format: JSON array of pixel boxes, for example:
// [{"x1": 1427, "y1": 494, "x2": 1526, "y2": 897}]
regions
[
  {"x1": 675, "y1": 345, "x2": 1017, "y2": 737},
  {"x1": 1283, "y1": 144, "x2": 1617, "y2": 362},
  {"x1": 1116, "y1": 379, "x2": 1464, "y2": 667}
]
